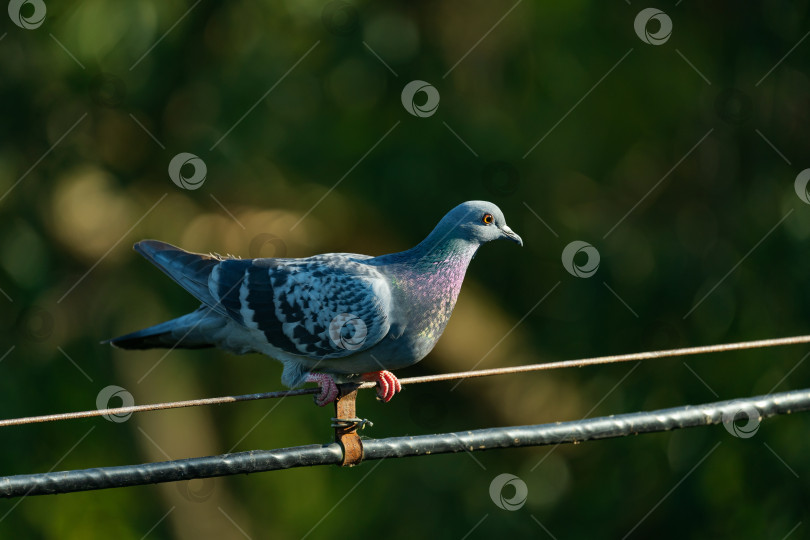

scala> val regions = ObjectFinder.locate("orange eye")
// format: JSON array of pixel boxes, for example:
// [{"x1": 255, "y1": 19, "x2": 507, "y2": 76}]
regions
[{"x1": 482, "y1": 213, "x2": 494, "y2": 224}]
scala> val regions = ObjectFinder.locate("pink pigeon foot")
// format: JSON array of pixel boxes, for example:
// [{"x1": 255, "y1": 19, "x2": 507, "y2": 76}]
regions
[
  {"x1": 306, "y1": 373, "x2": 339, "y2": 406},
  {"x1": 361, "y1": 370, "x2": 402, "y2": 402}
]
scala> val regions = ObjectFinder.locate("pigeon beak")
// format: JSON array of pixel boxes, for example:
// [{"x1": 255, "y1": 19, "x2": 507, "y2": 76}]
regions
[{"x1": 500, "y1": 225, "x2": 523, "y2": 247}]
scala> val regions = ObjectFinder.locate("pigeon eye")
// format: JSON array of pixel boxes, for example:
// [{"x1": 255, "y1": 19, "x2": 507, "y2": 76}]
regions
[{"x1": 482, "y1": 213, "x2": 494, "y2": 225}]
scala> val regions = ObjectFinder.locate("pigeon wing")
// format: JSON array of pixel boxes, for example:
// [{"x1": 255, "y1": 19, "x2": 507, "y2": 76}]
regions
[
  {"x1": 135, "y1": 241, "x2": 392, "y2": 359},
  {"x1": 212, "y1": 255, "x2": 392, "y2": 359}
]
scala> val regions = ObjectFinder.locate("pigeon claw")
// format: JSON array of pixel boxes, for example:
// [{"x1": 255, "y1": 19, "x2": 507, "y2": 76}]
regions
[
  {"x1": 361, "y1": 370, "x2": 402, "y2": 403},
  {"x1": 306, "y1": 372, "x2": 339, "y2": 407}
]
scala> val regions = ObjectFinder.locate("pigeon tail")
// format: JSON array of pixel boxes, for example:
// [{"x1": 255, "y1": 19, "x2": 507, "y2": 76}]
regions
[
  {"x1": 134, "y1": 240, "x2": 224, "y2": 312},
  {"x1": 107, "y1": 307, "x2": 218, "y2": 350}
]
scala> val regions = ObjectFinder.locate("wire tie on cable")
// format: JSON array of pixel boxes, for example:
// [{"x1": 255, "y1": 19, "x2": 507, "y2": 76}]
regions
[{"x1": 330, "y1": 417, "x2": 373, "y2": 431}]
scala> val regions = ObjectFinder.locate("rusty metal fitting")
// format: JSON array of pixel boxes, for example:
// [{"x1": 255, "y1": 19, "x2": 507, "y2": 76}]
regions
[{"x1": 333, "y1": 383, "x2": 366, "y2": 467}]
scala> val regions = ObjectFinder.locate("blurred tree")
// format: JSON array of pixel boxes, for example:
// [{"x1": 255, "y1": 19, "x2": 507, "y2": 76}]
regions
[{"x1": 0, "y1": 1, "x2": 809, "y2": 538}]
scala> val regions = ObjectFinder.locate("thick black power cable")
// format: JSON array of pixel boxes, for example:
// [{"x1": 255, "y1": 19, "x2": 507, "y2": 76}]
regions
[{"x1": 1, "y1": 388, "x2": 808, "y2": 498}]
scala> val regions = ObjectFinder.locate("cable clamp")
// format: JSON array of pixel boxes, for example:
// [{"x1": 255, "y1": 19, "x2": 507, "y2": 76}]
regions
[{"x1": 330, "y1": 417, "x2": 373, "y2": 431}]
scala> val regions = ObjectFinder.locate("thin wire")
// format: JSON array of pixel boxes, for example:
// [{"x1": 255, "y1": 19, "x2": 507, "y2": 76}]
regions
[
  {"x1": 394, "y1": 334, "x2": 810, "y2": 385},
  {"x1": 4, "y1": 333, "x2": 810, "y2": 428},
  {"x1": 0, "y1": 389, "x2": 318, "y2": 428}
]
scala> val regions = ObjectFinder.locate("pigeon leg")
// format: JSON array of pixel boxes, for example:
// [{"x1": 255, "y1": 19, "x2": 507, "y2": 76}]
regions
[
  {"x1": 361, "y1": 370, "x2": 402, "y2": 402},
  {"x1": 306, "y1": 373, "x2": 339, "y2": 406}
]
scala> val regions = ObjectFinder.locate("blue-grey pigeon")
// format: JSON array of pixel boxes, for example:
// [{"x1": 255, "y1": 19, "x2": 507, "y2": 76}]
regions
[{"x1": 108, "y1": 201, "x2": 522, "y2": 405}]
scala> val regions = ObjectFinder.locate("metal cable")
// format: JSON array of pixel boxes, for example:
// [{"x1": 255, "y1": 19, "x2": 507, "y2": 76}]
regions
[
  {"x1": 3, "y1": 333, "x2": 810, "y2": 428},
  {"x1": 0, "y1": 388, "x2": 320, "y2": 428},
  {"x1": 2, "y1": 387, "x2": 808, "y2": 498},
  {"x1": 391, "y1": 334, "x2": 810, "y2": 385}
]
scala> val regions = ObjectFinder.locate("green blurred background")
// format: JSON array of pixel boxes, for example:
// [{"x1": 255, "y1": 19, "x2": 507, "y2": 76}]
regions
[{"x1": 2, "y1": 1, "x2": 810, "y2": 538}]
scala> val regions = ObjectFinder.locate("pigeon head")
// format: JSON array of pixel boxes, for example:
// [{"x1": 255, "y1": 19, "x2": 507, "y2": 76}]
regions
[{"x1": 439, "y1": 200, "x2": 523, "y2": 247}]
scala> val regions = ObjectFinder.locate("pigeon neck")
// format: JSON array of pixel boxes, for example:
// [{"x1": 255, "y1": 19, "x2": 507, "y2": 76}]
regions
[
  {"x1": 409, "y1": 231, "x2": 478, "y2": 268},
  {"x1": 395, "y1": 232, "x2": 478, "y2": 333}
]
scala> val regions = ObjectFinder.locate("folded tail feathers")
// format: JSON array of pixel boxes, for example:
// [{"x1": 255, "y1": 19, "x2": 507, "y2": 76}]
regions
[
  {"x1": 107, "y1": 309, "x2": 217, "y2": 350},
  {"x1": 107, "y1": 329, "x2": 214, "y2": 350},
  {"x1": 133, "y1": 240, "x2": 227, "y2": 312},
  {"x1": 108, "y1": 242, "x2": 247, "y2": 352}
]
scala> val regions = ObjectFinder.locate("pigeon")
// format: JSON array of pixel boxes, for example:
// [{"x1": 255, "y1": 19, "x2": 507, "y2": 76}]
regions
[{"x1": 108, "y1": 200, "x2": 522, "y2": 406}]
